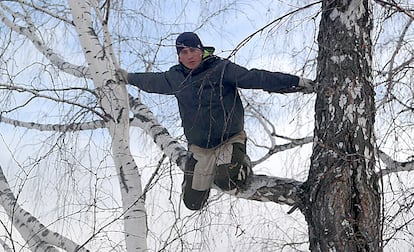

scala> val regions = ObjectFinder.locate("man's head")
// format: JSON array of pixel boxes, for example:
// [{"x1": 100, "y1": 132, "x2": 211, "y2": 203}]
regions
[{"x1": 176, "y1": 32, "x2": 204, "y2": 69}]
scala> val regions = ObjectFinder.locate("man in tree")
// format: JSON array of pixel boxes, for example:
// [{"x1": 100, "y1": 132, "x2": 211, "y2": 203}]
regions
[{"x1": 119, "y1": 32, "x2": 314, "y2": 210}]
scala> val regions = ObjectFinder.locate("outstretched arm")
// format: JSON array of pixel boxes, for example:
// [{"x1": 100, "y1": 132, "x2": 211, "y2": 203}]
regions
[
  {"x1": 118, "y1": 68, "x2": 176, "y2": 94},
  {"x1": 223, "y1": 60, "x2": 315, "y2": 93}
]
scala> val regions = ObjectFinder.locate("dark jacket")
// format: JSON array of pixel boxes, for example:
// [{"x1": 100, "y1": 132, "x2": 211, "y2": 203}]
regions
[{"x1": 127, "y1": 56, "x2": 300, "y2": 148}]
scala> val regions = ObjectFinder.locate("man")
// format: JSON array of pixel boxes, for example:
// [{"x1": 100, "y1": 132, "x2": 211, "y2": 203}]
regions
[{"x1": 119, "y1": 32, "x2": 314, "y2": 210}]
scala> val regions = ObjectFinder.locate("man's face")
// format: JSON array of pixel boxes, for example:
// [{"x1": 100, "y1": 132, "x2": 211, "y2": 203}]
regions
[{"x1": 178, "y1": 47, "x2": 203, "y2": 69}]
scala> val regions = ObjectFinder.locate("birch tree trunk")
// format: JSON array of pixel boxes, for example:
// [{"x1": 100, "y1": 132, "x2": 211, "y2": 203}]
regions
[
  {"x1": 302, "y1": 0, "x2": 381, "y2": 251},
  {"x1": 68, "y1": 1, "x2": 147, "y2": 251}
]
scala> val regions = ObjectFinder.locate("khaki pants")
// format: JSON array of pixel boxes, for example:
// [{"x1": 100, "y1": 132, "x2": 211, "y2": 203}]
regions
[{"x1": 182, "y1": 131, "x2": 252, "y2": 210}]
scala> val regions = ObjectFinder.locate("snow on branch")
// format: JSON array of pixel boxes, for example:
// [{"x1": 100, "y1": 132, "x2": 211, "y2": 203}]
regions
[
  {"x1": 0, "y1": 166, "x2": 89, "y2": 252},
  {"x1": 0, "y1": 3, "x2": 89, "y2": 78}
]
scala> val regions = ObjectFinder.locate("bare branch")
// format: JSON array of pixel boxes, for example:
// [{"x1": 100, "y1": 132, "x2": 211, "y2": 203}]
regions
[
  {"x1": 377, "y1": 18, "x2": 413, "y2": 107},
  {"x1": 245, "y1": 104, "x2": 313, "y2": 166},
  {"x1": 129, "y1": 95, "x2": 188, "y2": 168},
  {"x1": 378, "y1": 150, "x2": 414, "y2": 176},
  {"x1": 0, "y1": 3, "x2": 89, "y2": 78},
  {"x1": 252, "y1": 136, "x2": 313, "y2": 166},
  {"x1": 13, "y1": 0, "x2": 73, "y2": 24},
  {"x1": 227, "y1": 1, "x2": 321, "y2": 59},
  {"x1": 0, "y1": 83, "x2": 107, "y2": 120},
  {"x1": 0, "y1": 165, "x2": 90, "y2": 251},
  {"x1": 375, "y1": 0, "x2": 414, "y2": 20},
  {"x1": 0, "y1": 115, "x2": 106, "y2": 132}
]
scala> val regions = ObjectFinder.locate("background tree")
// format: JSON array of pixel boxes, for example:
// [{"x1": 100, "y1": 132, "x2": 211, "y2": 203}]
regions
[{"x1": 0, "y1": 0, "x2": 413, "y2": 251}]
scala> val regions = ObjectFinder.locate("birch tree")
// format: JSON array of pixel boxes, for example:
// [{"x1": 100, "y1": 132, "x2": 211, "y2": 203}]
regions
[
  {"x1": 302, "y1": 0, "x2": 381, "y2": 250},
  {"x1": 68, "y1": 1, "x2": 149, "y2": 250},
  {"x1": 0, "y1": 0, "x2": 413, "y2": 251}
]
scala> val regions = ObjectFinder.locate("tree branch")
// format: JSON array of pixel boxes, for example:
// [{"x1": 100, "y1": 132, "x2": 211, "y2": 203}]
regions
[
  {"x1": 378, "y1": 150, "x2": 414, "y2": 176},
  {"x1": 0, "y1": 2, "x2": 89, "y2": 78},
  {"x1": 0, "y1": 115, "x2": 106, "y2": 132},
  {"x1": 246, "y1": 104, "x2": 313, "y2": 166},
  {"x1": 374, "y1": 0, "x2": 414, "y2": 20},
  {"x1": 13, "y1": 0, "x2": 73, "y2": 25},
  {"x1": 227, "y1": 1, "x2": 321, "y2": 58},
  {"x1": 128, "y1": 95, "x2": 188, "y2": 168},
  {"x1": 0, "y1": 83, "x2": 107, "y2": 120},
  {"x1": 233, "y1": 175, "x2": 303, "y2": 207},
  {"x1": 252, "y1": 136, "x2": 313, "y2": 166},
  {"x1": 0, "y1": 165, "x2": 89, "y2": 251}
]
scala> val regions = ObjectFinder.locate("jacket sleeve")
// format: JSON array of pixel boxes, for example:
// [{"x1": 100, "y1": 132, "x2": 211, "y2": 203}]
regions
[
  {"x1": 223, "y1": 60, "x2": 301, "y2": 93},
  {"x1": 127, "y1": 71, "x2": 175, "y2": 94}
]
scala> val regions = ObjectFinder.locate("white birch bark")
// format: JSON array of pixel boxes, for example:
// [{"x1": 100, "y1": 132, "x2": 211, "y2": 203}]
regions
[
  {"x1": 68, "y1": 0, "x2": 147, "y2": 251},
  {"x1": 0, "y1": 115, "x2": 106, "y2": 132},
  {"x1": 0, "y1": 166, "x2": 89, "y2": 252},
  {"x1": 0, "y1": 2, "x2": 89, "y2": 78},
  {"x1": 0, "y1": 238, "x2": 13, "y2": 252}
]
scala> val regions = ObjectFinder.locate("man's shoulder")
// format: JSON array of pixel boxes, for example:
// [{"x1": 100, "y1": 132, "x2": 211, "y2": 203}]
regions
[
  {"x1": 169, "y1": 64, "x2": 183, "y2": 72},
  {"x1": 167, "y1": 64, "x2": 189, "y2": 77},
  {"x1": 203, "y1": 56, "x2": 231, "y2": 70},
  {"x1": 207, "y1": 55, "x2": 225, "y2": 63}
]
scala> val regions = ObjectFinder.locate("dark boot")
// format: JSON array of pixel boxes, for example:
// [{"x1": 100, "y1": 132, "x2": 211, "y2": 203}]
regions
[{"x1": 182, "y1": 155, "x2": 210, "y2": 210}]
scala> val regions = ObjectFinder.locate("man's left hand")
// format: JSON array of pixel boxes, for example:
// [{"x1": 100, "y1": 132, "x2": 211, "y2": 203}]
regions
[{"x1": 298, "y1": 78, "x2": 315, "y2": 93}]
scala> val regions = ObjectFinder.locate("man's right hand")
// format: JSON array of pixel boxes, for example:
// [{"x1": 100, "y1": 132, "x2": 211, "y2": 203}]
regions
[{"x1": 117, "y1": 68, "x2": 129, "y2": 82}]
